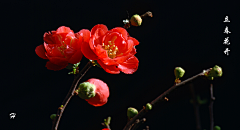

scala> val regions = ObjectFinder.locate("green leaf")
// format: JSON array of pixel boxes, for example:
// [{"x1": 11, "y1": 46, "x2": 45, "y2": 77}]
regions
[
  {"x1": 73, "y1": 62, "x2": 80, "y2": 69},
  {"x1": 68, "y1": 72, "x2": 73, "y2": 74},
  {"x1": 106, "y1": 117, "x2": 111, "y2": 125}
]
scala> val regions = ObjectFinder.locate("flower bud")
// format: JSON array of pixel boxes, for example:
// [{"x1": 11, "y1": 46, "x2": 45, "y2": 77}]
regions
[
  {"x1": 78, "y1": 78, "x2": 109, "y2": 107},
  {"x1": 130, "y1": 14, "x2": 142, "y2": 26},
  {"x1": 205, "y1": 65, "x2": 222, "y2": 80},
  {"x1": 77, "y1": 82, "x2": 96, "y2": 99},
  {"x1": 214, "y1": 126, "x2": 221, "y2": 130},
  {"x1": 127, "y1": 107, "x2": 138, "y2": 119},
  {"x1": 146, "y1": 103, "x2": 152, "y2": 111},
  {"x1": 50, "y1": 114, "x2": 56, "y2": 120},
  {"x1": 174, "y1": 67, "x2": 185, "y2": 79},
  {"x1": 208, "y1": 65, "x2": 222, "y2": 78}
]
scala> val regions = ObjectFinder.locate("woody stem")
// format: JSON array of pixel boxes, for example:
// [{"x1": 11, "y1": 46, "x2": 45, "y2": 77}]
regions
[
  {"x1": 140, "y1": 11, "x2": 153, "y2": 19},
  {"x1": 51, "y1": 61, "x2": 93, "y2": 130},
  {"x1": 123, "y1": 68, "x2": 212, "y2": 130},
  {"x1": 209, "y1": 83, "x2": 215, "y2": 130},
  {"x1": 190, "y1": 83, "x2": 201, "y2": 130}
]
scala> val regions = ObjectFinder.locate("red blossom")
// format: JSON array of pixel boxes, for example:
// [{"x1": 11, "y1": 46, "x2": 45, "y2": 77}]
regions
[
  {"x1": 81, "y1": 24, "x2": 139, "y2": 74},
  {"x1": 35, "y1": 26, "x2": 89, "y2": 71},
  {"x1": 85, "y1": 78, "x2": 110, "y2": 107},
  {"x1": 102, "y1": 128, "x2": 109, "y2": 130}
]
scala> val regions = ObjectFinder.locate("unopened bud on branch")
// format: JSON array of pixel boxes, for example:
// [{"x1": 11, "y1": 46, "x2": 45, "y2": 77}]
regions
[
  {"x1": 127, "y1": 107, "x2": 138, "y2": 119},
  {"x1": 130, "y1": 14, "x2": 142, "y2": 26}
]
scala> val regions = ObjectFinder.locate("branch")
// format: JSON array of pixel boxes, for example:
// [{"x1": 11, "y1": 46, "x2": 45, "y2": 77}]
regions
[
  {"x1": 52, "y1": 61, "x2": 92, "y2": 130},
  {"x1": 123, "y1": 68, "x2": 212, "y2": 130},
  {"x1": 190, "y1": 83, "x2": 201, "y2": 130},
  {"x1": 209, "y1": 83, "x2": 215, "y2": 130},
  {"x1": 131, "y1": 118, "x2": 146, "y2": 130}
]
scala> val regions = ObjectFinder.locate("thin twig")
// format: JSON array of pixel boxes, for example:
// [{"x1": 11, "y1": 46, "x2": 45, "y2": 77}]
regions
[
  {"x1": 190, "y1": 83, "x2": 201, "y2": 130},
  {"x1": 123, "y1": 68, "x2": 212, "y2": 130},
  {"x1": 131, "y1": 118, "x2": 146, "y2": 130},
  {"x1": 140, "y1": 11, "x2": 153, "y2": 18},
  {"x1": 52, "y1": 61, "x2": 92, "y2": 130},
  {"x1": 209, "y1": 83, "x2": 215, "y2": 130}
]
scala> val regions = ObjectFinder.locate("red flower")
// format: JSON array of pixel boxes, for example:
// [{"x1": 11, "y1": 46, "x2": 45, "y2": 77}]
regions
[
  {"x1": 35, "y1": 26, "x2": 89, "y2": 70},
  {"x1": 102, "y1": 128, "x2": 109, "y2": 130},
  {"x1": 83, "y1": 78, "x2": 110, "y2": 107},
  {"x1": 81, "y1": 24, "x2": 139, "y2": 74}
]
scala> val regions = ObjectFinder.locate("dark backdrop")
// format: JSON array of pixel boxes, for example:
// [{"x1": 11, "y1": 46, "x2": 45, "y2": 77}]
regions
[{"x1": 1, "y1": 0, "x2": 239, "y2": 130}]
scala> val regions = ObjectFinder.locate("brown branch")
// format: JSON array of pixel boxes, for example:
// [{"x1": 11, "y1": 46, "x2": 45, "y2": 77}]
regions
[
  {"x1": 190, "y1": 83, "x2": 201, "y2": 130},
  {"x1": 209, "y1": 83, "x2": 215, "y2": 130},
  {"x1": 140, "y1": 11, "x2": 153, "y2": 18},
  {"x1": 52, "y1": 61, "x2": 92, "y2": 130},
  {"x1": 123, "y1": 68, "x2": 212, "y2": 130}
]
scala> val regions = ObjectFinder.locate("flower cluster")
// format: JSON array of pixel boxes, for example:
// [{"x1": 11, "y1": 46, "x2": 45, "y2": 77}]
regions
[
  {"x1": 36, "y1": 24, "x2": 139, "y2": 74},
  {"x1": 35, "y1": 24, "x2": 140, "y2": 108}
]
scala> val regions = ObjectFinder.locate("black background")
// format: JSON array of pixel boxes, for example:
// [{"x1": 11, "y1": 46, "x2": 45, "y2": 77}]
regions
[{"x1": 1, "y1": 0, "x2": 239, "y2": 130}]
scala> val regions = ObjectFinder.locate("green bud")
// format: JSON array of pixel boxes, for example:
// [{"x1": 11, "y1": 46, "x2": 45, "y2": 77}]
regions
[
  {"x1": 90, "y1": 59, "x2": 102, "y2": 68},
  {"x1": 78, "y1": 82, "x2": 96, "y2": 99},
  {"x1": 68, "y1": 71, "x2": 74, "y2": 74},
  {"x1": 205, "y1": 65, "x2": 222, "y2": 80},
  {"x1": 214, "y1": 125, "x2": 221, "y2": 130},
  {"x1": 209, "y1": 65, "x2": 223, "y2": 77},
  {"x1": 174, "y1": 67, "x2": 185, "y2": 79},
  {"x1": 73, "y1": 62, "x2": 80, "y2": 69},
  {"x1": 127, "y1": 107, "x2": 138, "y2": 119},
  {"x1": 146, "y1": 103, "x2": 152, "y2": 110},
  {"x1": 106, "y1": 117, "x2": 111, "y2": 125},
  {"x1": 50, "y1": 114, "x2": 56, "y2": 120},
  {"x1": 130, "y1": 14, "x2": 142, "y2": 26}
]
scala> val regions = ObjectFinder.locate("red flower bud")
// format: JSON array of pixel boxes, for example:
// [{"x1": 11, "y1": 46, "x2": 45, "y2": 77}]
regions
[{"x1": 78, "y1": 78, "x2": 109, "y2": 107}]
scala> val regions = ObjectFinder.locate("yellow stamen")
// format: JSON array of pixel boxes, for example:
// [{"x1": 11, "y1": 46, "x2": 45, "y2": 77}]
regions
[{"x1": 102, "y1": 36, "x2": 120, "y2": 59}]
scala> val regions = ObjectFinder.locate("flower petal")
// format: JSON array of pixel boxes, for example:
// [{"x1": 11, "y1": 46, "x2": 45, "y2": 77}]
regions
[
  {"x1": 97, "y1": 59, "x2": 120, "y2": 74},
  {"x1": 113, "y1": 54, "x2": 131, "y2": 64},
  {"x1": 81, "y1": 38, "x2": 98, "y2": 60},
  {"x1": 91, "y1": 24, "x2": 108, "y2": 36},
  {"x1": 44, "y1": 42, "x2": 63, "y2": 57},
  {"x1": 128, "y1": 37, "x2": 139, "y2": 46},
  {"x1": 43, "y1": 31, "x2": 56, "y2": 44},
  {"x1": 110, "y1": 27, "x2": 128, "y2": 40},
  {"x1": 118, "y1": 56, "x2": 139, "y2": 74},
  {"x1": 101, "y1": 57, "x2": 118, "y2": 65},
  {"x1": 46, "y1": 55, "x2": 69, "y2": 66},
  {"x1": 56, "y1": 26, "x2": 73, "y2": 34},
  {"x1": 35, "y1": 44, "x2": 48, "y2": 59},
  {"x1": 90, "y1": 28, "x2": 106, "y2": 51},
  {"x1": 68, "y1": 49, "x2": 83, "y2": 64},
  {"x1": 46, "y1": 61, "x2": 68, "y2": 71},
  {"x1": 75, "y1": 29, "x2": 91, "y2": 43},
  {"x1": 95, "y1": 44, "x2": 108, "y2": 58}
]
